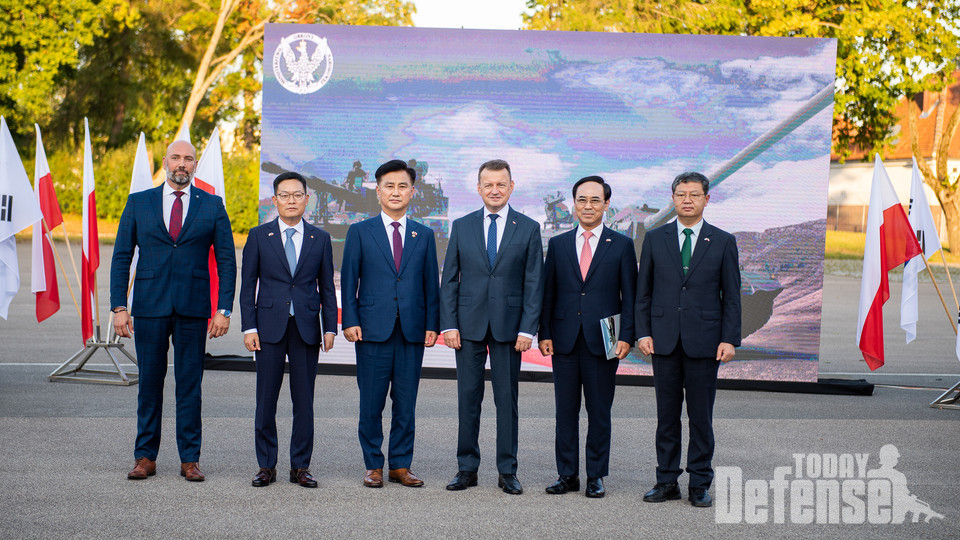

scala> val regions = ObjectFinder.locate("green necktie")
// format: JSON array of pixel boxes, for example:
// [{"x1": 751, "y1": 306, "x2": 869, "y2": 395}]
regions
[{"x1": 681, "y1": 228, "x2": 693, "y2": 275}]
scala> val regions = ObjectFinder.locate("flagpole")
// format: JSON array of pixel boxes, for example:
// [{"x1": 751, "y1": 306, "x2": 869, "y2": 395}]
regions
[
  {"x1": 42, "y1": 219, "x2": 80, "y2": 318},
  {"x1": 921, "y1": 258, "x2": 958, "y2": 335},
  {"x1": 936, "y1": 250, "x2": 959, "y2": 311},
  {"x1": 58, "y1": 223, "x2": 83, "y2": 295}
]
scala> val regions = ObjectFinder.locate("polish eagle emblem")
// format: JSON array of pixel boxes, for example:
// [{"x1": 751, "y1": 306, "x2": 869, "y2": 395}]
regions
[{"x1": 272, "y1": 32, "x2": 334, "y2": 95}]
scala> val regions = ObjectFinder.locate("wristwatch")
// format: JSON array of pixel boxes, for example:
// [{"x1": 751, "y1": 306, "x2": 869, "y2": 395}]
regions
[
  {"x1": 112, "y1": 306, "x2": 127, "y2": 314},
  {"x1": 217, "y1": 309, "x2": 232, "y2": 318}
]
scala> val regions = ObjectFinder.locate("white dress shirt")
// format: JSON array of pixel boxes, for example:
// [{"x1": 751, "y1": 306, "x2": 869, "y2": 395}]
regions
[
  {"x1": 575, "y1": 223, "x2": 604, "y2": 265},
  {"x1": 677, "y1": 218, "x2": 704, "y2": 256},
  {"x1": 279, "y1": 218, "x2": 304, "y2": 259},
  {"x1": 483, "y1": 205, "x2": 510, "y2": 251},
  {"x1": 380, "y1": 212, "x2": 407, "y2": 252},
  {"x1": 162, "y1": 182, "x2": 191, "y2": 231}
]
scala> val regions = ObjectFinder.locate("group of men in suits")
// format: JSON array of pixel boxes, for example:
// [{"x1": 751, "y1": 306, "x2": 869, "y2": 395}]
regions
[{"x1": 110, "y1": 142, "x2": 740, "y2": 507}]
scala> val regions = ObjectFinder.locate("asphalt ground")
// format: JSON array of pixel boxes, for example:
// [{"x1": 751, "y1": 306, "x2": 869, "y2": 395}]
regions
[{"x1": 1, "y1": 243, "x2": 958, "y2": 538}]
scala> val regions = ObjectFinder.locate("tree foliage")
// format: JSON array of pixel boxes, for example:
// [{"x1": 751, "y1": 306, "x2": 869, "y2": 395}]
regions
[{"x1": 523, "y1": 0, "x2": 960, "y2": 162}]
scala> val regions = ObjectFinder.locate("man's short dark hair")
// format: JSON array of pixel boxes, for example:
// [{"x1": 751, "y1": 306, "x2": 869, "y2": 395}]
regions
[
  {"x1": 273, "y1": 171, "x2": 307, "y2": 193},
  {"x1": 478, "y1": 159, "x2": 511, "y2": 183},
  {"x1": 572, "y1": 175, "x2": 611, "y2": 201},
  {"x1": 375, "y1": 159, "x2": 416, "y2": 184},
  {"x1": 672, "y1": 171, "x2": 709, "y2": 195}
]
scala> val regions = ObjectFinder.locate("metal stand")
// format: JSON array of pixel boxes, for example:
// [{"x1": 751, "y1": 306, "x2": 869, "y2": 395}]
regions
[
  {"x1": 48, "y1": 327, "x2": 138, "y2": 385},
  {"x1": 929, "y1": 380, "x2": 960, "y2": 410}
]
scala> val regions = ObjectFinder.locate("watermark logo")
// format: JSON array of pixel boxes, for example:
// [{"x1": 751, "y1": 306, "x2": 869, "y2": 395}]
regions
[
  {"x1": 716, "y1": 445, "x2": 944, "y2": 524},
  {"x1": 273, "y1": 33, "x2": 334, "y2": 95}
]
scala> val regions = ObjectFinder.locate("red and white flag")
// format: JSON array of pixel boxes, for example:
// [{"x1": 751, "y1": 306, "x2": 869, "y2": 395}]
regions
[
  {"x1": 193, "y1": 127, "x2": 225, "y2": 319},
  {"x1": 126, "y1": 132, "x2": 154, "y2": 307},
  {"x1": 0, "y1": 116, "x2": 44, "y2": 319},
  {"x1": 31, "y1": 125, "x2": 63, "y2": 322},
  {"x1": 856, "y1": 155, "x2": 922, "y2": 370},
  {"x1": 81, "y1": 118, "x2": 100, "y2": 342}
]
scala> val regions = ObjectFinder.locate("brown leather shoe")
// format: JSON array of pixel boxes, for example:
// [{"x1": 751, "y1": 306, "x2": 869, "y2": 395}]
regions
[
  {"x1": 252, "y1": 467, "x2": 276, "y2": 487},
  {"x1": 363, "y1": 468, "x2": 383, "y2": 488},
  {"x1": 388, "y1": 468, "x2": 424, "y2": 487},
  {"x1": 180, "y1": 462, "x2": 205, "y2": 482},
  {"x1": 289, "y1": 468, "x2": 318, "y2": 488},
  {"x1": 127, "y1": 457, "x2": 156, "y2": 480}
]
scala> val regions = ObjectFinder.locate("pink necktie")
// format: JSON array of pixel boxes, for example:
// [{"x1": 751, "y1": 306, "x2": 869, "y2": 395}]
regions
[
  {"x1": 580, "y1": 230, "x2": 593, "y2": 280},
  {"x1": 170, "y1": 191, "x2": 184, "y2": 241}
]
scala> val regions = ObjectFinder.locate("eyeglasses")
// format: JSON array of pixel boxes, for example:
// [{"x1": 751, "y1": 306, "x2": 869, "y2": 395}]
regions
[
  {"x1": 673, "y1": 192, "x2": 704, "y2": 201},
  {"x1": 276, "y1": 192, "x2": 305, "y2": 202},
  {"x1": 575, "y1": 197, "x2": 605, "y2": 207}
]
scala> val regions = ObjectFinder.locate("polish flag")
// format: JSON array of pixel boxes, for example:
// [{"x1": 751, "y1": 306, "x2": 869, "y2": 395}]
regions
[
  {"x1": 31, "y1": 125, "x2": 62, "y2": 321},
  {"x1": 193, "y1": 127, "x2": 224, "y2": 319},
  {"x1": 856, "y1": 155, "x2": 922, "y2": 370},
  {"x1": 126, "y1": 132, "x2": 154, "y2": 306},
  {"x1": 81, "y1": 118, "x2": 99, "y2": 343}
]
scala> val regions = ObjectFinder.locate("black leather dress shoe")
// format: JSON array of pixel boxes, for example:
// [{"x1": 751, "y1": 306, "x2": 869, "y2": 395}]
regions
[
  {"x1": 252, "y1": 467, "x2": 276, "y2": 487},
  {"x1": 446, "y1": 471, "x2": 479, "y2": 491},
  {"x1": 289, "y1": 468, "x2": 318, "y2": 488},
  {"x1": 498, "y1": 474, "x2": 523, "y2": 495},
  {"x1": 643, "y1": 482, "x2": 681, "y2": 502},
  {"x1": 585, "y1": 477, "x2": 605, "y2": 498},
  {"x1": 545, "y1": 475, "x2": 580, "y2": 494},
  {"x1": 689, "y1": 487, "x2": 712, "y2": 507}
]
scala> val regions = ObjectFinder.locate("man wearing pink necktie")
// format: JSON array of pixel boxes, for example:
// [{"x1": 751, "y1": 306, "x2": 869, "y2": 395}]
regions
[{"x1": 538, "y1": 176, "x2": 637, "y2": 498}]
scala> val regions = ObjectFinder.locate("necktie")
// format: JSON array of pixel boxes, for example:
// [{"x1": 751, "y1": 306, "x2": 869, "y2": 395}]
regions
[
  {"x1": 580, "y1": 230, "x2": 593, "y2": 280},
  {"x1": 285, "y1": 228, "x2": 297, "y2": 315},
  {"x1": 487, "y1": 214, "x2": 499, "y2": 268},
  {"x1": 169, "y1": 191, "x2": 184, "y2": 241},
  {"x1": 681, "y1": 228, "x2": 693, "y2": 275},
  {"x1": 391, "y1": 222, "x2": 402, "y2": 272}
]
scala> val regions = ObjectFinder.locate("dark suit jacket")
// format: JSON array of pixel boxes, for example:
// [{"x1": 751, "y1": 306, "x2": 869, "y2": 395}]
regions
[
  {"x1": 440, "y1": 207, "x2": 543, "y2": 342},
  {"x1": 340, "y1": 216, "x2": 439, "y2": 343},
  {"x1": 239, "y1": 218, "x2": 338, "y2": 345},
  {"x1": 635, "y1": 220, "x2": 741, "y2": 358},
  {"x1": 539, "y1": 226, "x2": 637, "y2": 357},
  {"x1": 110, "y1": 185, "x2": 236, "y2": 318}
]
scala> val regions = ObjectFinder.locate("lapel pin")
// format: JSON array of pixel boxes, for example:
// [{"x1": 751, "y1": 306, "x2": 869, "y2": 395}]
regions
[
  {"x1": 411, "y1": 231, "x2": 418, "y2": 238},
  {"x1": 704, "y1": 238, "x2": 711, "y2": 242},
  {"x1": 268, "y1": 232, "x2": 274, "y2": 236},
  {"x1": 605, "y1": 238, "x2": 611, "y2": 242},
  {"x1": 310, "y1": 235, "x2": 314, "y2": 239},
  {"x1": 512, "y1": 221, "x2": 516, "y2": 225}
]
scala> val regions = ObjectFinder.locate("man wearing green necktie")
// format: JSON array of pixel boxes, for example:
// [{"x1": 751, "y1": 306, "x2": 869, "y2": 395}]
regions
[{"x1": 634, "y1": 171, "x2": 742, "y2": 509}]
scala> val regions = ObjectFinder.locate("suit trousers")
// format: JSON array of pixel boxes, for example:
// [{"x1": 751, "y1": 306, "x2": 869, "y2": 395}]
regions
[
  {"x1": 552, "y1": 329, "x2": 619, "y2": 478},
  {"x1": 355, "y1": 319, "x2": 424, "y2": 470},
  {"x1": 651, "y1": 342, "x2": 720, "y2": 489},
  {"x1": 255, "y1": 316, "x2": 320, "y2": 469},
  {"x1": 455, "y1": 328, "x2": 521, "y2": 474},
  {"x1": 133, "y1": 314, "x2": 207, "y2": 462}
]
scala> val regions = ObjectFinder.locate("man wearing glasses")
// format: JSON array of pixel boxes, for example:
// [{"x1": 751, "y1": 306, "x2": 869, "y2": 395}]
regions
[
  {"x1": 635, "y1": 171, "x2": 741, "y2": 508},
  {"x1": 538, "y1": 176, "x2": 637, "y2": 498},
  {"x1": 239, "y1": 171, "x2": 338, "y2": 488}
]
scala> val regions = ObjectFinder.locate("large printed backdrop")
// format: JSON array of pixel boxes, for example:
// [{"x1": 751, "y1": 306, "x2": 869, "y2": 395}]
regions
[{"x1": 261, "y1": 23, "x2": 837, "y2": 382}]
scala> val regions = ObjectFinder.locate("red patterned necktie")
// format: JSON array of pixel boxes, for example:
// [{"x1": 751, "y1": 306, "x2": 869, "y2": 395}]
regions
[{"x1": 170, "y1": 191, "x2": 184, "y2": 241}]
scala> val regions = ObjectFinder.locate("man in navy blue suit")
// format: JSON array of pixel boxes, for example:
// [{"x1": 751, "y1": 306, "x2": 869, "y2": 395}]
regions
[
  {"x1": 240, "y1": 171, "x2": 338, "y2": 489},
  {"x1": 538, "y1": 176, "x2": 636, "y2": 498},
  {"x1": 340, "y1": 159, "x2": 440, "y2": 488},
  {"x1": 111, "y1": 139, "x2": 236, "y2": 482},
  {"x1": 440, "y1": 159, "x2": 543, "y2": 495},
  {"x1": 635, "y1": 171, "x2": 741, "y2": 508}
]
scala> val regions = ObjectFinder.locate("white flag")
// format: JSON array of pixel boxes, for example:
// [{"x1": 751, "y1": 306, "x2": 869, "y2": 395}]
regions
[
  {"x1": 0, "y1": 116, "x2": 44, "y2": 318},
  {"x1": 126, "y1": 132, "x2": 154, "y2": 306},
  {"x1": 193, "y1": 127, "x2": 225, "y2": 319},
  {"x1": 900, "y1": 157, "x2": 943, "y2": 343}
]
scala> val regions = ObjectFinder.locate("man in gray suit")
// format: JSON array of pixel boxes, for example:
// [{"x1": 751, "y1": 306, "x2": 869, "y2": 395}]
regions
[{"x1": 440, "y1": 159, "x2": 543, "y2": 495}]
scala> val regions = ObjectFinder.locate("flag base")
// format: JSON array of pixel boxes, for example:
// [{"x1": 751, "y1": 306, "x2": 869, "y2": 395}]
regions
[
  {"x1": 929, "y1": 380, "x2": 960, "y2": 410},
  {"x1": 48, "y1": 330, "x2": 138, "y2": 386}
]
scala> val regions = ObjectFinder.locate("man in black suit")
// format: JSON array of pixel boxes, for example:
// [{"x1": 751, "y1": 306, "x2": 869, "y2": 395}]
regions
[
  {"x1": 240, "y1": 172, "x2": 338, "y2": 488},
  {"x1": 635, "y1": 171, "x2": 741, "y2": 508},
  {"x1": 538, "y1": 176, "x2": 636, "y2": 498},
  {"x1": 440, "y1": 159, "x2": 543, "y2": 495}
]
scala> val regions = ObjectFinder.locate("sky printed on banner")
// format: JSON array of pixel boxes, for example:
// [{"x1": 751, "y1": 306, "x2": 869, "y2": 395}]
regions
[{"x1": 262, "y1": 25, "x2": 835, "y2": 233}]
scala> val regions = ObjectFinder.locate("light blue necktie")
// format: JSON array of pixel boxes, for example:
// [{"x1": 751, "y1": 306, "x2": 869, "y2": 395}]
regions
[
  {"x1": 285, "y1": 228, "x2": 297, "y2": 315},
  {"x1": 487, "y1": 214, "x2": 499, "y2": 268}
]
